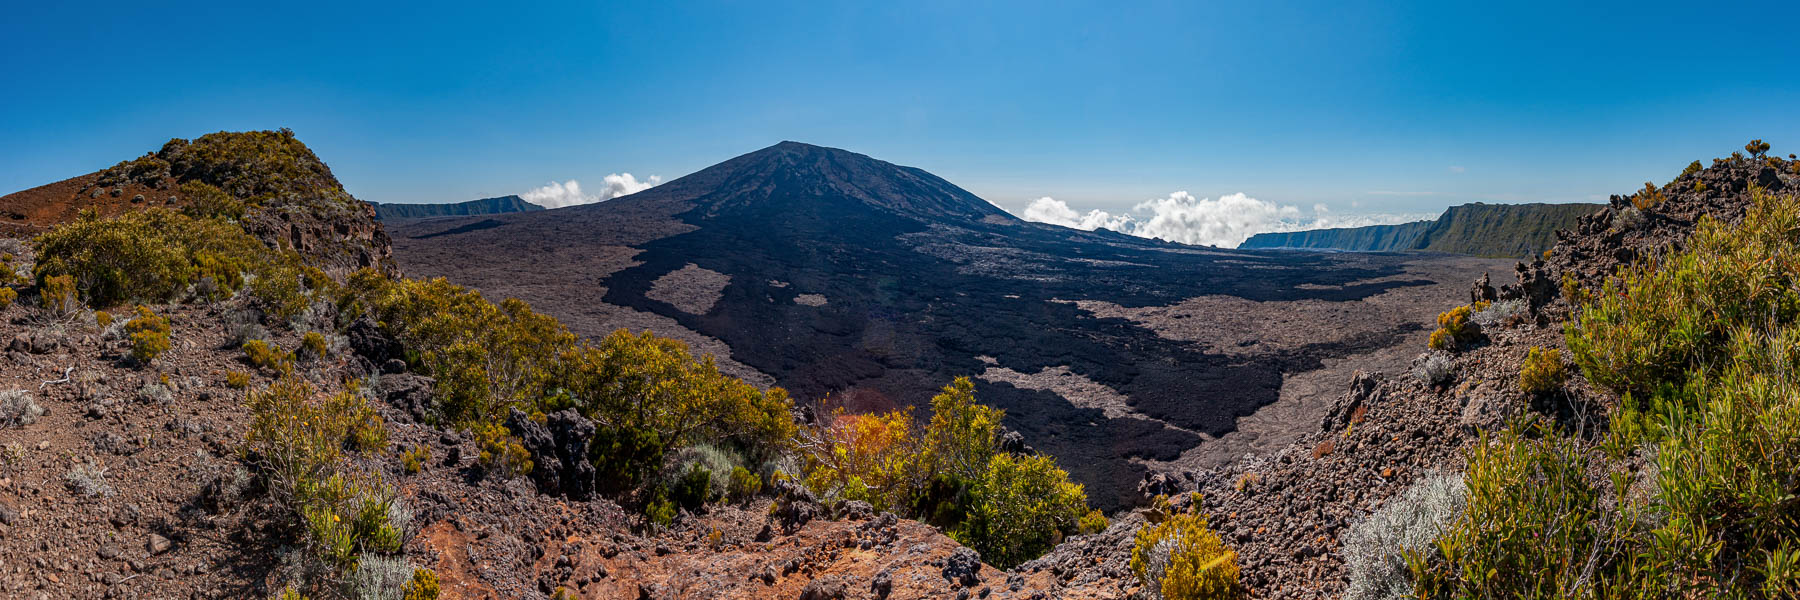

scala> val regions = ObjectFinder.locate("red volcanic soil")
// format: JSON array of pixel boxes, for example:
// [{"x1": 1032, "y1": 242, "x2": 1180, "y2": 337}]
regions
[{"x1": 0, "y1": 171, "x2": 187, "y2": 236}]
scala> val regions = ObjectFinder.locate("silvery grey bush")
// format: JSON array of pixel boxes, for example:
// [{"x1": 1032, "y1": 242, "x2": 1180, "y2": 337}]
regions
[
  {"x1": 64, "y1": 457, "x2": 116, "y2": 498},
  {"x1": 0, "y1": 389, "x2": 43, "y2": 428},
  {"x1": 1342, "y1": 472, "x2": 1467, "y2": 600},
  {"x1": 1471, "y1": 299, "x2": 1527, "y2": 330},
  {"x1": 1140, "y1": 535, "x2": 1182, "y2": 600},
  {"x1": 1411, "y1": 351, "x2": 1456, "y2": 387},
  {"x1": 658, "y1": 443, "x2": 743, "y2": 501},
  {"x1": 345, "y1": 554, "x2": 413, "y2": 600}
]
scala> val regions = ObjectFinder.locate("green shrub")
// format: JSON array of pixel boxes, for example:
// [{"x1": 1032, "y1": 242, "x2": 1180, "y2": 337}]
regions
[
  {"x1": 1560, "y1": 273, "x2": 1587, "y2": 307},
  {"x1": 243, "y1": 339, "x2": 295, "y2": 376},
  {"x1": 33, "y1": 209, "x2": 267, "y2": 307},
  {"x1": 298, "y1": 472, "x2": 404, "y2": 568},
  {"x1": 401, "y1": 445, "x2": 430, "y2": 475},
  {"x1": 1566, "y1": 188, "x2": 1800, "y2": 397},
  {"x1": 954, "y1": 453, "x2": 1090, "y2": 569},
  {"x1": 41, "y1": 274, "x2": 79, "y2": 316},
  {"x1": 1451, "y1": 186, "x2": 1800, "y2": 598},
  {"x1": 160, "y1": 129, "x2": 364, "y2": 215},
  {"x1": 363, "y1": 277, "x2": 576, "y2": 425},
  {"x1": 346, "y1": 404, "x2": 387, "y2": 455},
  {"x1": 645, "y1": 493, "x2": 676, "y2": 528},
  {"x1": 300, "y1": 331, "x2": 329, "y2": 360},
  {"x1": 728, "y1": 465, "x2": 762, "y2": 501},
  {"x1": 249, "y1": 258, "x2": 312, "y2": 323},
  {"x1": 472, "y1": 422, "x2": 531, "y2": 478},
  {"x1": 668, "y1": 462, "x2": 712, "y2": 511},
  {"x1": 177, "y1": 180, "x2": 244, "y2": 221},
  {"x1": 798, "y1": 377, "x2": 1094, "y2": 567},
  {"x1": 1645, "y1": 326, "x2": 1800, "y2": 595},
  {"x1": 558, "y1": 329, "x2": 795, "y2": 491},
  {"x1": 244, "y1": 377, "x2": 402, "y2": 570},
  {"x1": 225, "y1": 371, "x2": 251, "y2": 389},
  {"x1": 97, "y1": 153, "x2": 170, "y2": 186},
  {"x1": 1517, "y1": 346, "x2": 1566, "y2": 395},
  {"x1": 126, "y1": 305, "x2": 171, "y2": 363},
  {"x1": 658, "y1": 444, "x2": 740, "y2": 504},
  {"x1": 0, "y1": 287, "x2": 15, "y2": 310},
  {"x1": 342, "y1": 272, "x2": 800, "y2": 505},
  {"x1": 1078, "y1": 508, "x2": 1109, "y2": 535},
  {"x1": 919, "y1": 377, "x2": 1005, "y2": 483},
  {"x1": 1130, "y1": 499, "x2": 1242, "y2": 600},
  {"x1": 1680, "y1": 160, "x2": 1703, "y2": 179},
  {"x1": 1746, "y1": 138, "x2": 1771, "y2": 159},
  {"x1": 1631, "y1": 182, "x2": 1666, "y2": 210},
  {"x1": 401, "y1": 569, "x2": 440, "y2": 600},
  {"x1": 1410, "y1": 425, "x2": 1609, "y2": 598}
]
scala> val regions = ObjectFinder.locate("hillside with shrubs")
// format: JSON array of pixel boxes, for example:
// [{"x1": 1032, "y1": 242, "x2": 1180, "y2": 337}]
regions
[
  {"x1": 2, "y1": 130, "x2": 1798, "y2": 600},
  {"x1": 0, "y1": 131, "x2": 1115, "y2": 599}
]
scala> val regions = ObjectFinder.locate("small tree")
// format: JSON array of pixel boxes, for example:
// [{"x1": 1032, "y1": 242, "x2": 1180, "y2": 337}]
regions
[
  {"x1": 1746, "y1": 139, "x2": 1771, "y2": 160},
  {"x1": 1631, "y1": 182, "x2": 1666, "y2": 211}
]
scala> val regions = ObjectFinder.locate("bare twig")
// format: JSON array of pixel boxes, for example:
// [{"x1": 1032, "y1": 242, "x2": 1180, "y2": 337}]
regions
[{"x1": 39, "y1": 366, "x2": 73, "y2": 389}]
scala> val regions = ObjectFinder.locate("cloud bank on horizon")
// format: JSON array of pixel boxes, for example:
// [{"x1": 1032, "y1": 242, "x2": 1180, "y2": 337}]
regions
[
  {"x1": 520, "y1": 173, "x2": 663, "y2": 208},
  {"x1": 1021, "y1": 193, "x2": 1432, "y2": 248}
]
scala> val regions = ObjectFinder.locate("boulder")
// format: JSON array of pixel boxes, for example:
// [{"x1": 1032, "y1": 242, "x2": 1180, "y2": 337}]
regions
[
  {"x1": 1470, "y1": 272, "x2": 1496, "y2": 305},
  {"x1": 505, "y1": 408, "x2": 598, "y2": 500},
  {"x1": 771, "y1": 478, "x2": 823, "y2": 532},
  {"x1": 1321, "y1": 370, "x2": 1379, "y2": 433},
  {"x1": 942, "y1": 547, "x2": 983, "y2": 587},
  {"x1": 347, "y1": 316, "x2": 402, "y2": 364},
  {"x1": 1137, "y1": 470, "x2": 1190, "y2": 500},
  {"x1": 380, "y1": 373, "x2": 435, "y2": 422}
]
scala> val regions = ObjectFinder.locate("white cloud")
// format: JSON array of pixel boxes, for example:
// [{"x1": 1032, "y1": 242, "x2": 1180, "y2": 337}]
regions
[
  {"x1": 599, "y1": 173, "x2": 662, "y2": 200},
  {"x1": 1018, "y1": 192, "x2": 1432, "y2": 248},
  {"x1": 1447, "y1": 165, "x2": 1467, "y2": 173},
  {"x1": 1022, "y1": 197, "x2": 1134, "y2": 231},
  {"x1": 1129, "y1": 192, "x2": 1301, "y2": 247},
  {"x1": 520, "y1": 173, "x2": 663, "y2": 209}
]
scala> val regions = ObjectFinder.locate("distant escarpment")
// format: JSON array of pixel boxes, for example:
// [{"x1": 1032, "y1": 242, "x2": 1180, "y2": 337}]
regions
[
  {"x1": 0, "y1": 129, "x2": 394, "y2": 274},
  {"x1": 1241, "y1": 202, "x2": 1601, "y2": 258},
  {"x1": 369, "y1": 194, "x2": 544, "y2": 221}
]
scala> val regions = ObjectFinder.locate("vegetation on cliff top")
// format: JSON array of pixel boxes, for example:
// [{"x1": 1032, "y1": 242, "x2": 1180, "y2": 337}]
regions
[{"x1": 1406, "y1": 150, "x2": 1800, "y2": 598}]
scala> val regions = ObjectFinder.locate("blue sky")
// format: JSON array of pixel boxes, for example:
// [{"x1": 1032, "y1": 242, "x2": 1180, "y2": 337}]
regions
[{"x1": 4, "y1": 1, "x2": 1798, "y2": 229}]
